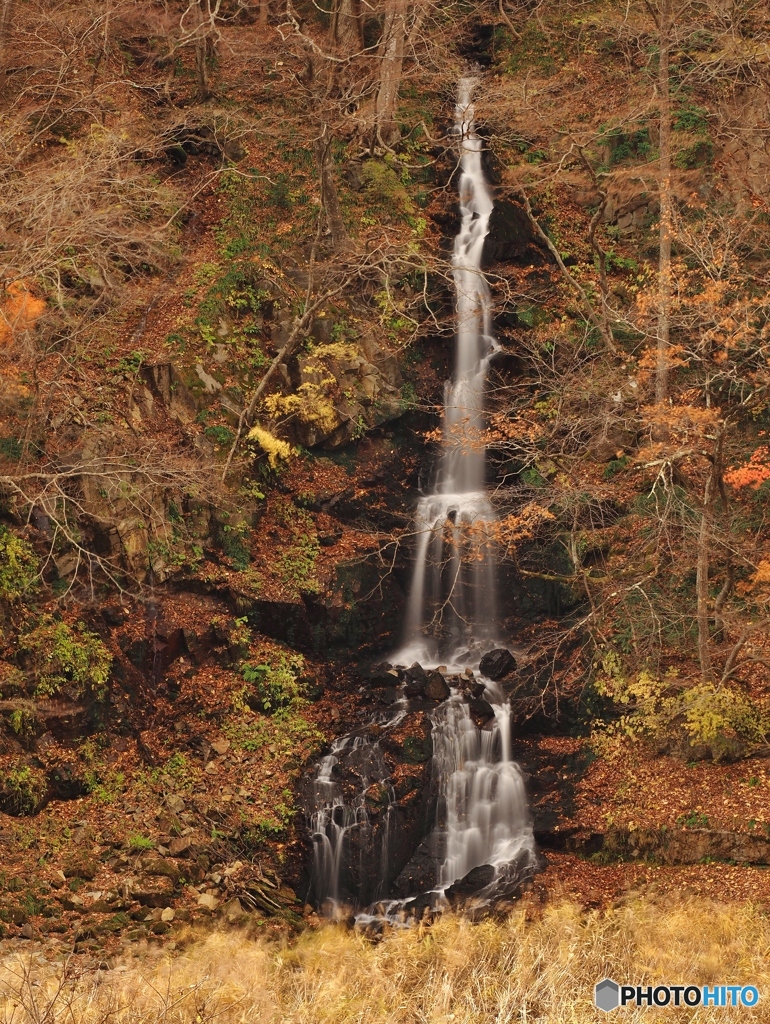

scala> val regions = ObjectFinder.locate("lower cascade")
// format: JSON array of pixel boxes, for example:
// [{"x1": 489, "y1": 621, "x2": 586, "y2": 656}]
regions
[{"x1": 307, "y1": 77, "x2": 538, "y2": 921}]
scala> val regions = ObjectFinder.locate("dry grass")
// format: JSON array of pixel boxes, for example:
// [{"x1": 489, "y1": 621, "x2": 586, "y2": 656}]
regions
[{"x1": 2, "y1": 896, "x2": 770, "y2": 1023}]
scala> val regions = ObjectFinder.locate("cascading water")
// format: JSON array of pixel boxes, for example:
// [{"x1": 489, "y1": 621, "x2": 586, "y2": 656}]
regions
[
  {"x1": 400, "y1": 77, "x2": 500, "y2": 666},
  {"x1": 307, "y1": 78, "x2": 537, "y2": 920},
  {"x1": 308, "y1": 710, "x2": 405, "y2": 913},
  {"x1": 396, "y1": 77, "x2": 537, "y2": 902}
]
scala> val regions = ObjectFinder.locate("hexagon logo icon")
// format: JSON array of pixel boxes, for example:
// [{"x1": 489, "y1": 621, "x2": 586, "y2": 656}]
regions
[{"x1": 595, "y1": 979, "x2": 620, "y2": 1012}]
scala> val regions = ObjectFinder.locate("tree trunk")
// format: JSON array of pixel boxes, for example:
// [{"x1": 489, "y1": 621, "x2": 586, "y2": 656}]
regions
[
  {"x1": 259, "y1": 0, "x2": 269, "y2": 25},
  {"x1": 656, "y1": 0, "x2": 672, "y2": 404},
  {"x1": 314, "y1": 126, "x2": 351, "y2": 250},
  {"x1": 332, "y1": 0, "x2": 363, "y2": 54},
  {"x1": 696, "y1": 468, "x2": 716, "y2": 684},
  {"x1": 194, "y1": 0, "x2": 211, "y2": 101},
  {"x1": 374, "y1": 0, "x2": 407, "y2": 146},
  {"x1": 0, "y1": 0, "x2": 15, "y2": 104}
]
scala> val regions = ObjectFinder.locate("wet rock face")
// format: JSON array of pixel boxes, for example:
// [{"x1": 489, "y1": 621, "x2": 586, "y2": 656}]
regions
[
  {"x1": 482, "y1": 199, "x2": 534, "y2": 265},
  {"x1": 304, "y1": 707, "x2": 437, "y2": 908}
]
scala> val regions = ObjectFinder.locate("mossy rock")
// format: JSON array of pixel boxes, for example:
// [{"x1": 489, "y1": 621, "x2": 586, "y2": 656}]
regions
[{"x1": 403, "y1": 735, "x2": 432, "y2": 764}]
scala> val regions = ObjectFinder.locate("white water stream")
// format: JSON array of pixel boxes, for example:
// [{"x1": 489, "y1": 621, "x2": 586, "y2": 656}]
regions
[
  {"x1": 400, "y1": 77, "x2": 500, "y2": 666},
  {"x1": 309, "y1": 79, "x2": 536, "y2": 917}
]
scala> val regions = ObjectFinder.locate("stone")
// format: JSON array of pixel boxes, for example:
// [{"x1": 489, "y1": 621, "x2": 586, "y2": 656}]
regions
[
  {"x1": 444, "y1": 863, "x2": 496, "y2": 904},
  {"x1": 195, "y1": 363, "x2": 222, "y2": 393},
  {"x1": 166, "y1": 794, "x2": 185, "y2": 814},
  {"x1": 403, "y1": 663, "x2": 427, "y2": 697},
  {"x1": 18, "y1": 923, "x2": 34, "y2": 939},
  {"x1": 142, "y1": 860, "x2": 180, "y2": 883},
  {"x1": 210, "y1": 738, "x2": 230, "y2": 755},
  {"x1": 468, "y1": 699, "x2": 495, "y2": 728},
  {"x1": 197, "y1": 893, "x2": 219, "y2": 911},
  {"x1": 223, "y1": 897, "x2": 245, "y2": 924},
  {"x1": 161, "y1": 907, "x2": 175, "y2": 922},
  {"x1": 371, "y1": 667, "x2": 400, "y2": 688},
  {"x1": 424, "y1": 671, "x2": 450, "y2": 701},
  {"x1": 63, "y1": 856, "x2": 99, "y2": 881},
  {"x1": 168, "y1": 837, "x2": 191, "y2": 858},
  {"x1": 405, "y1": 662, "x2": 427, "y2": 682},
  {"x1": 482, "y1": 200, "x2": 533, "y2": 264},
  {"x1": 140, "y1": 363, "x2": 198, "y2": 425},
  {"x1": 479, "y1": 648, "x2": 517, "y2": 681}
]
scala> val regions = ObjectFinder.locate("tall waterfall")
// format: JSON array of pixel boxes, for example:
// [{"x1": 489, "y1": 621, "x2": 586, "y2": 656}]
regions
[
  {"x1": 401, "y1": 78, "x2": 499, "y2": 664},
  {"x1": 397, "y1": 77, "x2": 537, "y2": 902},
  {"x1": 308, "y1": 79, "x2": 537, "y2": 918}
]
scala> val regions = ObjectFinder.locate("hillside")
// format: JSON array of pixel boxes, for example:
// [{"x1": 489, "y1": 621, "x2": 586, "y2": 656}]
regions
[{"x1": 0, "y1": 0, "x2": 769, "y2": 968}]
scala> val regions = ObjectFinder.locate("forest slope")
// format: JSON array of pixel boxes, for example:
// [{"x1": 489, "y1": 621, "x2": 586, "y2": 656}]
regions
[{"x1": 0, "y1": 0, "x2": 768, "y2": 955}]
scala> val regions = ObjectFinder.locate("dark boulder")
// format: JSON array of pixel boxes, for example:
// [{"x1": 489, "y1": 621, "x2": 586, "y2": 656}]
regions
[
  {"x1": 482, "y1": 200, "x2": 533, "y2": 265},
  {"x1": 444, "y1": 864, "x2": 496, "y2": 903},
  {"x1": 468, "y1": 699, "x2": 495, "y2": 728},
  {"x1": 479, "y1": 648, "x2": 517, "y2": 681},
  {"x1": 404, "y1": 662, "x2": 427, "y2": 682},
  {"x1": 403, "y1": 662, "x2": 427, "y2": 697},
  {"x1": 369, "y1": 666, "x2": 401, "y2": 689},
  {"x1": 424, "y1": 671, "x2": 450, "y2": 702}
]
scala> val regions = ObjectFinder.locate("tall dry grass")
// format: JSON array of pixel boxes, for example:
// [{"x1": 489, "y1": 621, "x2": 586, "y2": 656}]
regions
[{"x1": 2, "y1": 896, "x2": 770, "y2": 1023}]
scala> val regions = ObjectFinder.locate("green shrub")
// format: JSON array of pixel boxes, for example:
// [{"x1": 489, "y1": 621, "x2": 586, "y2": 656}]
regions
[
  {"x1": 599, "y1": 126, "x2": 652, "y2": 166},
  {"x1": 9, "y1": 706, "x2": 36, "y2": 737},
  {"x1": 674, "y1": 140, "x2": 714, "y2": 170},
  {"x1": 20, "y1": 618, "x2": 112, "y2": 701},
  {"x1": 0, "y1": 527, "x2": 39, "y2": 602},
  {"x1": 241, "y1": 654, "x2": 305, "y2": 713},
  {"x1": 278, "y1": 533, "x2": 319, "y2": 596},
  {"x1": 592, "y1": 653, "x2": 769, "y2": 761},
  {"x1": 0, "y1": 766, "x2": 47, "y2": 816},
  {"x1": 673, "y1": 104, "x2": 710, "y2": 133}
]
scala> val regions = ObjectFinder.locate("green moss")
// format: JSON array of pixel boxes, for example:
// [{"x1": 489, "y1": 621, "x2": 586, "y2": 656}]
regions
[
  {"x1": 278, "y1": 533, "x2": 320, "y2": 597},
  {"x1": 128, "y1": 833, "x2": 155, "y2": 851},
  {"x1": 403, "y1": 735, "x2": 431, "y2": 764}
]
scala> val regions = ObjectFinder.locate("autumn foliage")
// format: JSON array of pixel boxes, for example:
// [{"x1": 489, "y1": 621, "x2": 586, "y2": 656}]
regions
[{"x1": 725, "y1": 446, "x2": 770, "y2": 490}]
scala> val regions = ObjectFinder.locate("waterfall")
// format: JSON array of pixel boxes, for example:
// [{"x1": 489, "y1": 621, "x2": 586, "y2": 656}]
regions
[
  {"x1": 400, "y1": 77, "x2": 499, "y2": 665},
  {"x1": 396, "y1": 77, "x2": 537, "y2": 903},
  {"x1": 307, "y1": 79, "x2": 537, "y2": 920},
  {"x1": 308, "y1": 711, "x2": 405, "y2": 912}
]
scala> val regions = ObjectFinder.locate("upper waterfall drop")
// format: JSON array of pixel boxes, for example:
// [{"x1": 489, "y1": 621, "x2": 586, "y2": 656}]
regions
[
  {"x1": 307, "y1": 79, "x2": 538, "y2": 921},
  {"x1": 400, "y1": 77, "x2": 500, "y2": 663}
]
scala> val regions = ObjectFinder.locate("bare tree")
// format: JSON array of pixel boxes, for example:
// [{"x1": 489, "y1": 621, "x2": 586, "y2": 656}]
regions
[
  {"x1": 651, "y1": 0, "x2": 673, "y2": 405},
  {"x1": 332, "y1": 0, "x2": 363, "y2": 55},
  {"x1": 0, "y1": 0, "x2": 14, "y2": 103},
  {"x1": 374, "y1": 0, "x2": 408, "y2": 146}
]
